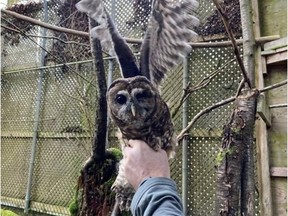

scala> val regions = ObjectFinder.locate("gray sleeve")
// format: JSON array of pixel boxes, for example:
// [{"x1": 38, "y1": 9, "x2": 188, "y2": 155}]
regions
[{"x1": 131, "y1": 177, "x2": 184, "y2": 216}]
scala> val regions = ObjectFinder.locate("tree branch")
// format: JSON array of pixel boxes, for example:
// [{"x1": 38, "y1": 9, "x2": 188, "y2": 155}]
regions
[
  {"x1": 177, "y1": 79, "x2": 287, "y2": 142},
  {"x1": 2, "y1": 16, "x2": 97, "y2": 87},
  {"x1": 89, "y1": 18, "x2": 107, "y2": 161},
  {"x1": 1, "y1": 9, "x2": 279, "y2": 46},
  {"x1": 1, "y1": 24, "x2": 90, "y2": 46},
  {"x1": 260, "y1": 80, "x2": 287, "y2": 92},
  {"x1": 1, "y1": 9, "x2": 90, "y2": 37},
  {"x1": 172, "y1": 58, "x2": 236, "y2": 118},
  {"x1": 211, "y1": 0, "x2": 252, "y2": 89},
  {"x1": 177, "y1": 96, "x2": 235, "y2": 141}
]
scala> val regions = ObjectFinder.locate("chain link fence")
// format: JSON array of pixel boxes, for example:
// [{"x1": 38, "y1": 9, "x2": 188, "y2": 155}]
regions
[{"x1": 1, "y1": 0, "x2": 260, "y2": 215}]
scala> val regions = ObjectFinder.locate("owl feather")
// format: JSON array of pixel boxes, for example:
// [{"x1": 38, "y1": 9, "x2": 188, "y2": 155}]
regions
[
  {"x1": 76, "y1": 0, "x2": 142, "y2": 78},
  {"x1": 140, "y1": 0, "x2": 199, "y2": 85},
  {"x1": 76, "y1": 0, "x2": 199, "y2": 85}
]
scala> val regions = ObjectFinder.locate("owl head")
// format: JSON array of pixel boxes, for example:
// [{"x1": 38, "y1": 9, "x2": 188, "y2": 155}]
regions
[{"x1": 107, "y1": 76, "x2": 162, "y2": 131}]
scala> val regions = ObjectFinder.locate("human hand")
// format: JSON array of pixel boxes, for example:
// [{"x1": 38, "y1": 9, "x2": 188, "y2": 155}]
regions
[{"x1": 122, "y1": 139, "x2": 171, "y2": 190}]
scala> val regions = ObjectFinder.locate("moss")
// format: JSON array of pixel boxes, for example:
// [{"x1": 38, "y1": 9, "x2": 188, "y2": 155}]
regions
[
  {"x1": 68, "y1": 200, "x2": 79, "y2": 216},
  {"x1": 69, "y1": 148, "x2": 123, "y2": 214},
  {"x1": 68, "y1": 188, "x2": 79, "y2": 216},
  {"x1": 107, "y1": 148, "x2": 123, "y2": 161},
  {"x1": 0, "y1": 209, "x2": 19, "y2": 216},
  {"x1": 216, "y1": 147, "x2": 235, "y2": 166},
  {"x1": 231, "y1": 126, "x2": 241, "y2": 133}
]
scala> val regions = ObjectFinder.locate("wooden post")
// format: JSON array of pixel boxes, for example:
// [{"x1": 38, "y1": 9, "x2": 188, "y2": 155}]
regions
[{"x1": 252, "y1": 0, "x2": 273, "y2": 215}]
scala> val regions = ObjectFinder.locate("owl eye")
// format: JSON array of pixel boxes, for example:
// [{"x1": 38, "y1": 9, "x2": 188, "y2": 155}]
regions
[
  {"x1": 116, "y1": 94, "x2": 127, "y2": 104},
  {"x1": 136, "y1": 91, "x2": 151, "y2": 101}
]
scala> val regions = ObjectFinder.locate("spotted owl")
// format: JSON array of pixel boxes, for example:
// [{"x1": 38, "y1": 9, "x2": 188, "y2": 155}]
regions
[
  {"x1": 76, "y1": 0, "x2": 199, "y2": 214},
  {"x1": 107, "y1": 76, "x2": 176, "y2": 212}
]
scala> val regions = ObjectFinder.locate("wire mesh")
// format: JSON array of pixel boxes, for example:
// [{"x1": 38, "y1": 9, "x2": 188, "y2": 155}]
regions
[{"x1": 1, "y1": 0, "x2": 261, "y2": 215}]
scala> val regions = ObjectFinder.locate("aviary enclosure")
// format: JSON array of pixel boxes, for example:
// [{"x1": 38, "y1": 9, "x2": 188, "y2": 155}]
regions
[{"x1": 1, "y1": 0, "x2": 287, "y2": 215}]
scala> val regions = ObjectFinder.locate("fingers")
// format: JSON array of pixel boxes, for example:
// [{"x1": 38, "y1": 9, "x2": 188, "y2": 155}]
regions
[{"x1": 125, "y1": 139, "x2": 168, "y2": 157}]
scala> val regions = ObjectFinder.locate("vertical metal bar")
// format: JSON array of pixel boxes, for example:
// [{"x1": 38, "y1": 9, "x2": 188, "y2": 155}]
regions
[
  {"x1": 107, "y1": 0, "x2": 116, "y2": 89},
  {"x1": 111, "y1": 0, "x2": 116, "y2": 22},
  {"x1": 182, "y1": 54, "x2": 189, "y2": 216},
  {"x1": 24, "y1": 0, "x2": 48, "y2": 213},
  {"x1": 106, "y1": 0, "x2": 116, "y2": 148},
  {"x1": 107, "y1": 0, "x2": 116, "y2": 88}
]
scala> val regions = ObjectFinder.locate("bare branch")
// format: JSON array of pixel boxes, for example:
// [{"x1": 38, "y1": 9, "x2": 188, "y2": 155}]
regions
[
  {"x1": 1, "y1": 9, "x2": 279, "y2": 46},
  {"x1": 235, "y1": 79, "x2": 245, "y2": 97},
  {"x1": 172, "y1": 58, "x2": 236, "y2": 118},
  {"x1": 1, "y1": 24, "x2": 90, "y2": 47},
  {"x1": 1, "y1": 9, "x2": 89, "y2": 37},
  {"x1": 260, "y1": 80, "x2": 287, "y2": 92},
  {"x1": 2, "y1": 16, "x2": 97, "y2": 87},
  {"x1": 177, "y1": 79, "x2": 287, "y2": 142},
  {"x1": 211, "y1": 0, "x2": 252, "y2": 89},
  {"x1": 177, "y1": 96, "x2": 235, "y2": 141}
]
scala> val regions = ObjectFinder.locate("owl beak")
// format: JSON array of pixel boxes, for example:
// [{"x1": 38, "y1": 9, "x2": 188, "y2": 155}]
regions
[{"x1": 131, "y1": 104, "x2": 136, "y2": 117}]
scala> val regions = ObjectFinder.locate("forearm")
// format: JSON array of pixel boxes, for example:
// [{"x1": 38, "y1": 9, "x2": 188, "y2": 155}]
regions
[{"x1": 131, "y1": 177, "x2": 183, "y2": 216}]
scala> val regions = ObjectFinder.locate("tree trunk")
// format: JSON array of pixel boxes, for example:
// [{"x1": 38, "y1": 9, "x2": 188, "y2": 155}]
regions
[
  {"x1": 215, "y1": 89, "x2": 258, "y2": 216},
  {"x1": 238, "y1": 0, "x2": 256, "y2": 214},
  {"x1": 74, "y1": 18, "x2": 120, "y2": 216}
]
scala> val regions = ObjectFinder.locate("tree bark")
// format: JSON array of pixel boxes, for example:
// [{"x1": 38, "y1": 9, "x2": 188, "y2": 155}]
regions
[
  {"x1": 75, "y1": 18, "x2": 119, "y2": 216},
  {"x1": 215, "y1": 89, "x2": 258, "y2": 216},
  {"x1": 239, "y1": 0, "x2": 257, "y2": 214}
]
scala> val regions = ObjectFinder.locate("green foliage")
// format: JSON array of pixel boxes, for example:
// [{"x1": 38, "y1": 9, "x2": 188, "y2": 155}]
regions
[
  {"x1": 68, "y1": 200, "x2": 79, "y2": 216},
  {"x1": 68, "y1": 188, "x2": 79, "y2": 216},
  {"x1": 68, "y1": 148, "x2": 122, "y2": 215},
  {"x1": 0, "y1": 209, "x2": 18, "y2": 216},
  {"x1": 216, "y1": 147, "x2": 235, "y2": 166},
  {"x1": 101, "y1": 148, "x2": 122, "y2": 196},
  {"x1": 107, "y1": 148, "x2": 122, "y2": 161}
]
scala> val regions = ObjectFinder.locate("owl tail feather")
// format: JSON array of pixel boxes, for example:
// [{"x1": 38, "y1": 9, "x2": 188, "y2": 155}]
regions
[{"x1": 76, "y1": 0, "x2": 142, "y2": 79}]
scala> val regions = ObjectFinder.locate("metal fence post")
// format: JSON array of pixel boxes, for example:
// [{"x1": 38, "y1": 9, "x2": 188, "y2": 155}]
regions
[
  {"x1": 24, "y1": 0, "x2": 48, "y2": 213},
  {"x1": 182, "y1": 54, "x2": 189, "y2": 216},
  {"x1": 106, "y1": 0, "x2": 116, "y2": 148}
]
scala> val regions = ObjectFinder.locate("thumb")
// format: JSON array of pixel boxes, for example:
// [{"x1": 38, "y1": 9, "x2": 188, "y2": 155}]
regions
[{"x1": 128, "y1": 139, "x2": 144, "y2": 148}]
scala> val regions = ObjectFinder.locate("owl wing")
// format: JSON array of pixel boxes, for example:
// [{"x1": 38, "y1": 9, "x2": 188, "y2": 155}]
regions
[
  {"x1": 140, "y1": 0, "x2": 200, "y2": 86},
  {"x1": 76, "y1": 0, "x2": 141, "y2": 78}
]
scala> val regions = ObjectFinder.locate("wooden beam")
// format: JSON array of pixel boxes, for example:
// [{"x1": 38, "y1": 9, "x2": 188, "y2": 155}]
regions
[
  {"x1": 261, "y1": 46, "x2": 287, "y2": 65},
  {"x1": 252, "y1": 0, "x2": 273, "y2": 215},
  {"x1": 261, "y1": 47, "x2": 287, "y2": 55},
  {"x1": 264, "y1": 37, "x2": 288, "y2": 50},
  {"x1": 261, "y1": 56, "x2": 267, "y2": 74},
  {"x1": 270, "y1": 167, "x2": 287, "y2": 177},
  {"x1": 257, "y1": 94, "x2": 272, "y2": 127},
  {"x1": 266, "y1": 50, "x2": 287, "y2": 65}
]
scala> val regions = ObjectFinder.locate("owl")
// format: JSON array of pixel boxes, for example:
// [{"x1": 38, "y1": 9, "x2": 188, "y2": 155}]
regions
[
  {"x1": 76, "y1": 0, "x2": 199, "y2": 214},
  {"x1": 107, "y1": 76, "x2": 176, "y2": 157},
  {"x1": 107, "y1": 76, "x2": 176, "y2": 213}
]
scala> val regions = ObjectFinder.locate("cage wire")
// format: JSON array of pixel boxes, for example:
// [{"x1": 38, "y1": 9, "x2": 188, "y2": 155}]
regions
[{"x1": 1, "y1": 0, "x2": 260, "y2": 215}]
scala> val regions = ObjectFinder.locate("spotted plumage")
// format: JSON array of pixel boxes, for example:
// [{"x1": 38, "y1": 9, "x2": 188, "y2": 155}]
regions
[{"x1": 107, "y1": 76, "x2": 176, "y2": 212}]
